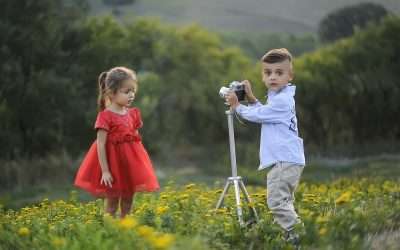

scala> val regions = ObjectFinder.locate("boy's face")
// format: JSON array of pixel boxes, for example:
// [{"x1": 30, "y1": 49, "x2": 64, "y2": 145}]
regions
[{"x1": 261, "y1": 59, "x2": 293, "y2": 92}]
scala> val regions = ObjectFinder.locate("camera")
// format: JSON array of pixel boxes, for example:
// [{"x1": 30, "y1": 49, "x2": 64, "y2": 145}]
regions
[{"x1": 219, "y1": 81, "x2": 246, "y2": 102}]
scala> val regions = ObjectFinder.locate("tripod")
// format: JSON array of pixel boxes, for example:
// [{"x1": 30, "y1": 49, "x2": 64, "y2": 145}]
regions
[{"x1": 215, "y1": 109, "x2": 259, "y2": 227}]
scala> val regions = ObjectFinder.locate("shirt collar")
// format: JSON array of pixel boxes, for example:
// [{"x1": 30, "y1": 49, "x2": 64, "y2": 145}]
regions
[{"x1": 266, "y1": 83, "x2": 295, "y2": 98}]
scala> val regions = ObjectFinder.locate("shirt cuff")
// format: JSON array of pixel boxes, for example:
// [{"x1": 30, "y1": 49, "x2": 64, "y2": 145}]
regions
[
  {"x1": 248, "y1": 99, "x2": 260, "y2": 106},
  {"x1": 235, "y1": 100, "x2": 260, "y2": 113},
  {"x1": 234, "y1": 104, "x2": 246, "y2": 114}
]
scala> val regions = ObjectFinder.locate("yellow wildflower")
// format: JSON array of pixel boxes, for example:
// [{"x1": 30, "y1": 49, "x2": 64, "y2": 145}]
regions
[
  {"x1": 119, "y1": 217, "x2": 137, "y2": 230},
  {"x1": 152, "y1": 233, "x2": 175, "y2": 249},
  {"x1": 335, "y1": 191, "x2": 352, "y2": 205},
  {"x1": 85, "y1": 220, "x2": 94, "y2": 225},
  {"x1": 137, "y1": 225, "x2": 155, "y2": 238},
  {"x1": 316, "y1": 216, "x2": 329, "y2": 224},
  {"x1": 52, "y1": 237, "x2": 66, "y2": 248},
  {"x1": 180, "y1": 194, "x2": 189, "y2": 199},
  {"x1": 18, "y1": 227, "x2": 30, "y2": 237},
  {"x1": 185, "y1": 183, "x2": 196, "y2": 190},
  {"x1": 156, "y1": 206, "x2": 169, "y2": 215},
  {"x1": 319, "y1": 227, "x2": 328, "y2": 236}
]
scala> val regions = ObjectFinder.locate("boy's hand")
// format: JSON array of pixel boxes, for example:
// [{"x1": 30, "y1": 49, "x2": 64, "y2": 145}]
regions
[
  {"x1": 225, "y1": 91, "x2": 240, "y2": 109},
  {"x1": 101, "y1": 171, "x2": 113, "y2": 187},
  {"x1": 242, "y1": 80, "x2": 257, "y2": 103}
]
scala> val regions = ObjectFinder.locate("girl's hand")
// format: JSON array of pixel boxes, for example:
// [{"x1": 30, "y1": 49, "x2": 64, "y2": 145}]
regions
[
  {"x1": 101, "y1": 171, "x2": 113, "y2": 187},
  {"x1": 242, "y1": 80, "x2": 257, "y2": 103}
]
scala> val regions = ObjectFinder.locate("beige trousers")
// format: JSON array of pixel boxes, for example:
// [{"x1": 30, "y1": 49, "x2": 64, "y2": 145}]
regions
[{"x1": 266, "y1": 161, "x2": 304, "y2": 231}]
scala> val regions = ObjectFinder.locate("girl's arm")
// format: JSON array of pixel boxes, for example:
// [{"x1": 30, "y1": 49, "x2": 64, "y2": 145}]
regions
[{"x1": 97, "y1": 129, "x2": 113, "y2": 187}]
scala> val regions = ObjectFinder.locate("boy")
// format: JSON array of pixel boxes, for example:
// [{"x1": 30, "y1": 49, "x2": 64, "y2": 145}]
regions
[{"x1": 225, "y1": 48, "x2": 305, "y2": 247}]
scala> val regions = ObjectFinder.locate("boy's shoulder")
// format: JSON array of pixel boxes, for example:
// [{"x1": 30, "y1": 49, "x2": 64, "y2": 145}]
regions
[
  {"x1": 278, "y1": 84, "x2": 296, "y2": 99},
  {"x1": 268, "y1": 85, "x2": 296, "y2": 109},
  {"x1": 274, "y1": 88, "x2": 294, "y2": 101}
]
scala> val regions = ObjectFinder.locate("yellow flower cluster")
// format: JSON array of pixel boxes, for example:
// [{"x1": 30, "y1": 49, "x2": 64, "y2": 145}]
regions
[{"x1": 1, "y1": 178, "x2": 399, "y2": 249}]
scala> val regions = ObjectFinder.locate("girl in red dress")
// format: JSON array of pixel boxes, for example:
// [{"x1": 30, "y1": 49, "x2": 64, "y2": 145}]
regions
[{"x1": 74, "y1": 66, "x2": 159, "y2": 218}]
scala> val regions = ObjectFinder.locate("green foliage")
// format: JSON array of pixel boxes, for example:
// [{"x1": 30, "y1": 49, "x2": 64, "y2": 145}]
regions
[
  {"x1": 0, "y1": 0, "x2": 259, "y2": 163},
  {"x1": 296, "y1": 15, "x2": 400, "y2": 152},
  {"x1": 0, "y1": 0, "x2": 91, "y2": 158},
  {"x1": 221, "y1": 32, "x2": 319, "y2": 60},
  {"x1": 1, "y1": 179, "x2": 400, "y2": 249},
  {"x1": 102, "y1": 0, "x2": 136, "y2": 6},
  {"x1": 1, "y1": 1, "x2": 400, "y2": 166},
  {"x1": 318, "y1": 2, "x2": 389, "y2": 43}
]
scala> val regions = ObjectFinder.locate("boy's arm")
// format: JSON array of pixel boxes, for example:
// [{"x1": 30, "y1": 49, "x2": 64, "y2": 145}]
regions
[{"x1": 234, "y1": 97, "x2": 291, "y2": 124}]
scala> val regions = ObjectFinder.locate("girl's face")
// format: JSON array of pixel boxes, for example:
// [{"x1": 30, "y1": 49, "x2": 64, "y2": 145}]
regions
[
  {"x1": 110, "y1": 79, "x2": 137, "y2": 108},
  {"x1": 262, "y1": 60, "x2": 293, "y2": 92}
]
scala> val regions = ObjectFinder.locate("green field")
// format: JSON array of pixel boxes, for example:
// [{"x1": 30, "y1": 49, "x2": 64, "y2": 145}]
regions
[{"x1": 1, "y1": 173, "x2": 399, "y2": 249}]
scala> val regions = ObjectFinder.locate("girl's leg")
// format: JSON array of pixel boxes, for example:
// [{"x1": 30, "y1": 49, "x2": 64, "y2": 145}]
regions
[
  {"x1": 120, "y1": 195, "x2": 134, "y2": 218},
  {"x1": 105, "y1": 197, "x2": 119, "y2": 217}
]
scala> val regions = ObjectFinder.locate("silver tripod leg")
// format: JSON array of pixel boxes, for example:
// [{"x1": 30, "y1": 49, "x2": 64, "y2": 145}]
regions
[
  {"x1": 216, "y1": 176, "x2": 259, "y2": 226},
  {"x1": 232, "y1": 177, "x2": 244, "y2": 226},
  {"x1": 239, "y1": 180, "x2": 259, "y2": 222},
  {"x1": 216, "y1": 179, "x2": 231, "y2": 208},
  {"x1": 215, "y1": 109, "x2": 259, "y2": 227}
]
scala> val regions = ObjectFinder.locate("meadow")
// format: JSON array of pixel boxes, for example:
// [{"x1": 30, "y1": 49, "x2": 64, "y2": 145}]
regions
[
  {"x1": 1, "y1": 2, "x2": 400, "y2": 249},
  {"x1": 1, "y1": 174, "x2": 399, "y2": 249}
]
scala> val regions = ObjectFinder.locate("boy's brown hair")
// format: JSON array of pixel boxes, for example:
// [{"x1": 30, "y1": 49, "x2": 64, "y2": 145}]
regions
[{"x1": 261, "y1": 48, "x2": 293, "y2": 64}]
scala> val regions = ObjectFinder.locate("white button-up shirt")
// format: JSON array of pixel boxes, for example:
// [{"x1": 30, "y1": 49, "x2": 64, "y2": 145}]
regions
[{"x1": 235, "y1": 84, "x2": 305, "y2": 170}]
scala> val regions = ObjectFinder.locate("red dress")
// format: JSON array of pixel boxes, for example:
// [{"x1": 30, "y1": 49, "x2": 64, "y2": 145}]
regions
[{"x1": 74, "y1": 107, "x2": 159, "y2": 198}]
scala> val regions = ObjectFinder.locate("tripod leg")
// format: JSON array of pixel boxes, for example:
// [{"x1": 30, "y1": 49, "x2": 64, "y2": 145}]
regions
[
  {"x1": 233, "y1": 179, "x2": 244, "y2": 226},
  {"x1": 239, "y1": 180, "x2": 259, "y2": 222},
  {"x1": 216, "y1": 180, "x2": 231, "y2": 209}
]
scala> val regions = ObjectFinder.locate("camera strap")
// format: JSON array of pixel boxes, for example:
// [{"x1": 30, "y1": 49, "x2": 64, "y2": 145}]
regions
[{"x1": 234, "y1": 111, "x2": 246, "y2": 125}]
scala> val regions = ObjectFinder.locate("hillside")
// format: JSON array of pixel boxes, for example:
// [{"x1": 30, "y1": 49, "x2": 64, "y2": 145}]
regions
[{"x1": 87, "y1": 0, "x2": 400, "y2": 34}]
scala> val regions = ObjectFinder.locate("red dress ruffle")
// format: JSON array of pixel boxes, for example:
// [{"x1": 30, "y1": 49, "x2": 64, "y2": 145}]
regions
[{"x1": 74, "y1": 108, "x2": 159, "y2": 198}]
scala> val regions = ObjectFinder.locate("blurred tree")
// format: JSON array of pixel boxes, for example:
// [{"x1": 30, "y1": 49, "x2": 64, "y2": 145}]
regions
[
  {"x1": 1, "y1": 0, "x2": 398, "y2": 163},
  {"x1": 221, "y1": 32, "x2": 318, "y2": 60},
  {"x1": 296, "y1": 16, "x2": 400, "y2": 154},
  {"x1": 318, "y1": 2, "x2": 388, "y2": 43},
  {"x1": 122, "y1": 22, "x2": 258, "y2": 160},
  {"x1": 102, "y1": 0, "x2": 136, "y2": 6},
  {"x1": 0, "y1": 0, "x2": 90, "y2": 158}
]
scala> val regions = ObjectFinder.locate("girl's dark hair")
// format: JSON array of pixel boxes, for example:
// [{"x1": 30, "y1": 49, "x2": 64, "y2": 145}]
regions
[{"x1": 97, "y1": 66, "x2": 137, "y2": 111}]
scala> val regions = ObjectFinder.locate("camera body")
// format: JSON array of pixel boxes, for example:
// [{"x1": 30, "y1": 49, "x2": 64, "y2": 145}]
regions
[{"x1": 219, "y1": 81, "x2": 246, "y2": 102}]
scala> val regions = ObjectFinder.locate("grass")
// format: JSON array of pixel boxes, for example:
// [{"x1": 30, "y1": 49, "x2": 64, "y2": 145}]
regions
[
  {"x1": 1, "y1": 154, "x2": 400, "y2": 209},
  {"x1": 1, "y1": 177, "x2": 400, "y2": 249}
]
